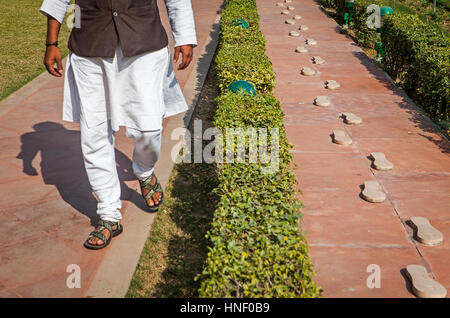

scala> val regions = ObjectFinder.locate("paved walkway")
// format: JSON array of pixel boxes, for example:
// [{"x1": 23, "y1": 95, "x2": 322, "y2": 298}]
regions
[
  {"x1": 257, "y1": 0, "x2": 449, "y2": 297},
  {"x1": 0, "y1": 0, "x2": 223, "y2": 297}
]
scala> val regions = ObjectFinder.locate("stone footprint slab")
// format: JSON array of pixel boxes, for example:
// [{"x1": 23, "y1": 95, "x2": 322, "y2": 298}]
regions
[
  {"x1": 369, "y1": 152, "x2": 393, "y2": 171},
  {"x1": 409, "y1": 217, "x2": 443, "y2": 246},
  {"x1": 285, "y1": 19, "x2": 296, "y2": 25},
  {"x1": 361, "y1": 181, "x2": 386, "y2": 203},
  {"x1": 332, "y1": 130, "x2": 352, "y2": 146},
  {"x1": 276, "y1": 2, "x2": 285, "y2": 7},
  {"x1": 406, "y1": 265, "x2": 447, "y2": 298},
  {"x1": 301, "y1": 67, "x2": 315, "y2": 76},
  {"x1": 299, "y1": 25, "x2": 309, "y2": 31},
  {"x1": 312, "y1": 56, "x2": 325, "y2": 65},
  {"x1": 293, "y1": 15, "x2": 302, "y2": 20},
  {"x1": 326, "y1": 80, "x2": 340, "y2": 90},
  {"x1": 306, "y1": 38, "x2": 317, "y2": 45},
  {"x1": 314, "y1": 96, "x2": 330, "y2": 107},
  {"x1": 289, "y1": 30, "x2": 300, "y2": 37},
  {"x1": 295, "y1": 46, "x2": 308, "y2": 53},
  {"x1": 281, "y1": 9, "x2": 290, "y2": 15},
  {"x1": 287, "y1": 5, "x2": 295, "y2": 10},
  {"x1": 341, "y1": 112, "x2": 362, "y2": 125}
]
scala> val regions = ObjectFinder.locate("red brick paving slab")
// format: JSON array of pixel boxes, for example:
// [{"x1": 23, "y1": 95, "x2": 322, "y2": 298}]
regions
[
  {"x1": 274, "y1": 81, "x2": 325, "y2": 103},
  {"x1": 0, "y1": 215, "x2": 40, "y2": 248},
  {"x1": 286, "y1": 124, "x2": 358, "y2": 153},
  {"x1": 258, "y1": 0, "x2": 449, "y2": 297},
  {"x1": 302, "y1": 205, "x2": 410, "y2": 247},
  {"x1": 0, "y1": 236, "x2": 99, "y2": 289},
  {"x1": 281, "y1": 102, "x2": 340, "y2": 126},
  {"x1": 293, "y1": 152, "x2": 374, "y2": 191},
  {"x1": 308, "y1": 246, "x2": 419, "y2": 297},
  {"x1": 357, "y1": 138, "x2": 450, "y2": 174},
  {"x1": 0, "y1": 288, "x2": 22, "y2": 298},
  {"x1": 377, "y1": 173, "x2": 450, "y2": 220}
]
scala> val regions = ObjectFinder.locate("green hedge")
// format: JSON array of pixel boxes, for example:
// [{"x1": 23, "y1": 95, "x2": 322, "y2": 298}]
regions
[
  {"x1": 382, "y1": 14, "x2": 449, "y2": 122},
  {"x1": 195, "y1": 0, "x2": 321, "y2": 297},
  {"x1": 328, "y1": 1, "x2": 449, "y2": 126}
]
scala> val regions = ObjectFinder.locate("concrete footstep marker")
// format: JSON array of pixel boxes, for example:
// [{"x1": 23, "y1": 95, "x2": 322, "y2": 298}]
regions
[
  {"x1": 293, "y1": 14, "x2": 302, "y2": 20},
  {"x1": 299, "y1": 25, "x2": 309, "y2": 31},
  {"x1": 301, "y1": 67, "x2": 315, "y2": 76},
  {"x1": 341, "y1": 112, "x2": 362, "y2": 125},
  {"x1": 332, "y1": 130, "x2": 352, "y2": 146},
  {"x1": 406, "y1": 265, "x2": 447, "y2": 298},
  {"x1": 285, "y1": 19, "x2": 296, "y2": 25},
  {"x1": 276, "y1": 2, "x2": 285, "y2": 7},
  {"x1": 361, "y1": 181, "x2": 386, "y2": 203},
  {"x1": 295, "y1": 46, "x2": 308, "y2": 53},
  {"x1": 314, "y1": 96, "x2": 330, "y2": 107},
  {"x1": 326, "y1": 80, "x2": 340, "y2": 90},
  {"x1": 281, "y1": 10, "x2": 290, "y2": 15},
  {"x1": 369, "y1": 152, "x2": 393, "y2": 171},
  {"x1": 312, "y1": 56, "x2": 325, "y2": 65},
  {"x1": 285, "y1": 0, "x2": 292, "y2": 3},
  {"x1": 306, "y1": 38, "x2": 317, "y2": 45},
  {"x1": 289, "y1": 30, "x2": 300, "y2": 37},
  {"x1": 287, "y1": 5, "x2": 295, "y2": 10},
  {"x1": 409, "y1": 217, "x2": 443, "y2": 246}
]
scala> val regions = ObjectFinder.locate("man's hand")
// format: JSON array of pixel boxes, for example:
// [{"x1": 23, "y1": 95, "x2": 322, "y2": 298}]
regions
[
  {"x1": 173, "y1": 45, "x2": 194, "y2": 70},
  {"x1": 44, "y1": 46, "x2": 63, "y2": 77}
]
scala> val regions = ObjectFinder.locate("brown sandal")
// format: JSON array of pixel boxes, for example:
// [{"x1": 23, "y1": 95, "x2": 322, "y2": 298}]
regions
[{"x1": 139, "y1": 174, "x2": 164, "y2": 212}]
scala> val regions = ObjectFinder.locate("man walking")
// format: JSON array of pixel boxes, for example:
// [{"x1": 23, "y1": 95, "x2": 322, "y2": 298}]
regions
[{"x1": 40, "y1": 0, "x2": 197, "y2": 249}]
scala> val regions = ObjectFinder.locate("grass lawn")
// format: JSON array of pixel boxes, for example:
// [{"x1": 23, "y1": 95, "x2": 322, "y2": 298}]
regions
[
  {"x1": 126, "y1": 59, "x2": 219, "y2": 298},
  {"x1": 388, "y1": 0, "x2": 449, "y2": 33},
  {"x1": 0, "y1": 0, "x2": 72, "y2": 101}
]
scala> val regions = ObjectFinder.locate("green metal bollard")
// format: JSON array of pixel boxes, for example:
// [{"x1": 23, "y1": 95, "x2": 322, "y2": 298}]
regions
[
  {"x1": 343, "y1": 0, "x2": 355, "y2": 29},
  {"x1": 375, "y1": 6, "x2": 394, "y2": 61}
]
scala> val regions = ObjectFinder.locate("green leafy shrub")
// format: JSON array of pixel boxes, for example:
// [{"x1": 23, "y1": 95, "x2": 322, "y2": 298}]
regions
[
  {"x1": 196, "y1": 0, "x2": 321, "y2": 297},
  {"x1": 215, "y1": 46, "x2": 275, "y2": 94},
  {"x1": 382, "y1": 14, "x2": 449, "y2": 123},
  {"x1": 327, "y1": 0, "x2": 449, "y2": 127}
]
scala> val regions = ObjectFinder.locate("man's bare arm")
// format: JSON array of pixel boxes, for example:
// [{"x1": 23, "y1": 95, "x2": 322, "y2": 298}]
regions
[{"x1": 43, "y1": 17, "x2": 63, "y2": 77}]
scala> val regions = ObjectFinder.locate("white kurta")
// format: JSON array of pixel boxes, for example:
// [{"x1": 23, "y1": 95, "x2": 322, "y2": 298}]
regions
[{"x1": 40, "y1": 0, "x2": 198, "y2": 132}]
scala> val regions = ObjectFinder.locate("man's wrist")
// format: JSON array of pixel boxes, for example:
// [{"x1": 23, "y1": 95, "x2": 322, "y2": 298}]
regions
[{"x1": 45, "y1": 41, "x2": 59, "y2": 47}]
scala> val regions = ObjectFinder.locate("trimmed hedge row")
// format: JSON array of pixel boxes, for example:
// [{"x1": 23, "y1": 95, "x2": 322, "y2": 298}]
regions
[
  {"x1": 196, "y1": 0, "x2": 321, "y2": 297},
  {"x1": 382, "y1": 14, "x2": 449, "y2": 123},
  {"x1": 328, "y1": 0, "x2": 449, "y2": 126}
]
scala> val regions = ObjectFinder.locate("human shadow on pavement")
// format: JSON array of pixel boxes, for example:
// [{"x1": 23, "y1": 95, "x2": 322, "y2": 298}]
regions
[{"x1": 16, "y1": 121, "x2": 147, "y2": 226}]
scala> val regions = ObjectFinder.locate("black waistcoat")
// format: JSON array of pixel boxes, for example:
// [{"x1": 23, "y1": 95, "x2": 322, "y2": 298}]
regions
[{"x1": 68, "y1": 0, "x2": 168, "y2": 58}]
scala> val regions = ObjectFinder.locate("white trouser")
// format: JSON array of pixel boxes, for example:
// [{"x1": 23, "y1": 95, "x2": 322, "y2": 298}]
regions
[{"x1": 80, "y1": 116, "x2": 162, "y2": 223}]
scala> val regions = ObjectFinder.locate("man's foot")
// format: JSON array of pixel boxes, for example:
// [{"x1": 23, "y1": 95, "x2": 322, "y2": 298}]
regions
[
  {"x1": 139, "y1": 173, "x2": 164, "y2": 211},
  {"x1": 84, "y1": 220, "x2": 123, "y2": 250}
]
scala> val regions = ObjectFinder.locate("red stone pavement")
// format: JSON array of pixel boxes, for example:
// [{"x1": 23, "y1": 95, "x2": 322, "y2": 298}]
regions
[
  {"x1": 0, "y1": 0, "x2": 223, "y2": 298},
  {"x1": 257, "y1": 0, "x2": 449, "y2": 297}
]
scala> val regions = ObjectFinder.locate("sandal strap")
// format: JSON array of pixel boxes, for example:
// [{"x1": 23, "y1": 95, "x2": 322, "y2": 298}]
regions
[
  {"x1": 139, "y1": 175, "x2": 162, "y2": 201},
  {"x1": 87, "y1": 231, "x2": 106, "y2": 242},
  {"x1": 98, "y1": 219, "x2": 114, "y2": 232},
  {"x1": 87, "y1": 220, "x2": 119, "y2": 242}
]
